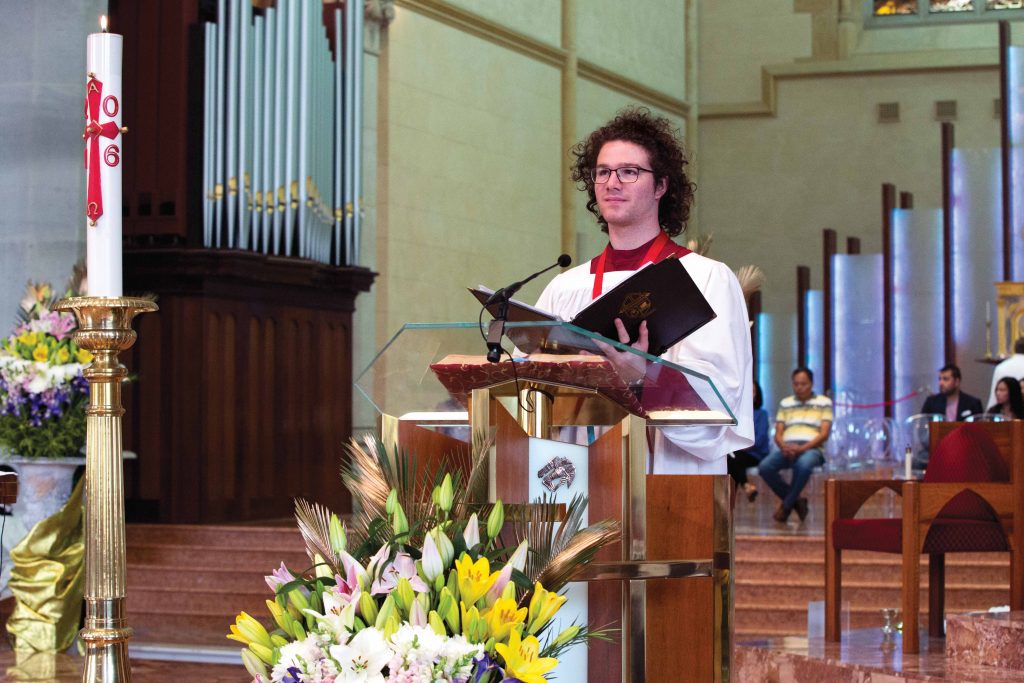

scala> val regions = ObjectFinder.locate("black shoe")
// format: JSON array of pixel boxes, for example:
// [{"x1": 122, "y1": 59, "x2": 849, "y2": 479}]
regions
[
  {"x1": 773, "y1": 504, "x2": 791, "y2": 523},
  {"x1": 794, "y1": 497, "x2": 809, "y2": 522}
]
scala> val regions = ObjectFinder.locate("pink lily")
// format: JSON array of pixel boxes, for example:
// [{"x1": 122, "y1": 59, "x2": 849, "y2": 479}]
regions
[{"x1": 370, "y1": 552, "x2": 428, "y2": 595}]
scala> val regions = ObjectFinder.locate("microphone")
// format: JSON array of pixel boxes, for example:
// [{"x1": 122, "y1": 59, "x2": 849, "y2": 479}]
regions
[{"x1": 485, "y1": 254, "x2": 572, "y2": 305}]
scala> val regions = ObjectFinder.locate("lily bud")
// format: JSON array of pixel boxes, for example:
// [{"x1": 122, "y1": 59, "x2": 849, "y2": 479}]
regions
[
  {"x1": 392, "y1": 503, "x2": 409, "y2": 537},
  {"x1": 428, "y1": 610, "x2": 447, "y2": 636},
  {"x1": 287, "y1": 588, "x2": 309, "y2": 614},
  {"x1": 248, "y1": 641, "x2": 274, "y2": 666},
  {"x1": 438, "y1": 474, "x2": 454, "y2": 513},
  {"x1": 241, "y1": 648, "x2": 270, "y2": 678},
  {"x1": 233, "y1": 611, "x2": 272, "y2": 649},
  {"x1": 270, "y1": 634, "x2": 289, "y2": 648},
  {"x1": 486, "y1": 501, "x2": 504, "y2": 540},
  {"x1": 551, "y1": 624, "x2": 581, "y2": 649},
  {"x1": 381, "y1": 614, "x2": 400, "y2": 640},
  {"x1": 386, "y1": 489, "x2": 398, "y2": 515},
  {"x1": 375, "y1": 594, "x2": 397, "y2": 630},
  {"x1": 359, "y1": 591, "x2": 379, "y2": 625},
  {"x1": 394, "y1": 577, "x2": 415, "y2": 614},
  {"x1": 265, "y1": 599, "x2": 291, "y2": 633},
  {"x1": 329, "y1": 514, "x2": 347, "y2": 555},
  {"x1": 409, "y1": 596, "x2": 428, "y2": 626},
  {"x1": 313, "y1": 553, "x2": 333, "y2": 580},
  {"x1": 463, "y1": 513, "x2": 480, "y2": 548},
  {"x1": 438, "y1": 587, "x2": 460, "y2": 632},
  {"x1": 430, "y1": 527, "x2": 455, "y2": 568},
  {"x1": 421, "y1": 533, "x2": 444, "y2": 582}
]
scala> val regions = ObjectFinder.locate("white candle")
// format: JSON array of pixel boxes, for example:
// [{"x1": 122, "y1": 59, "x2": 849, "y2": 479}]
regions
[
  {"x1": 904, "y1": 446, "x2": 912, "y2": 480},
  {"x1": 85, "y1": 16, "x2": 124, "y2": 297}
]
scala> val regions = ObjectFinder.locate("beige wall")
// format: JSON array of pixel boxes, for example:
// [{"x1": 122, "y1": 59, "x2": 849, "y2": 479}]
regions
[{"x1": 698, "y1": 2, "x2": 1014, "y2": 404}]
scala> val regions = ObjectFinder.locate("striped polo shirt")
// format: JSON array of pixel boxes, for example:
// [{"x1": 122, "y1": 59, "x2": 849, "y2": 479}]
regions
[{"x1": 776, "y1": 394, "x2": 834, "y2": 443}]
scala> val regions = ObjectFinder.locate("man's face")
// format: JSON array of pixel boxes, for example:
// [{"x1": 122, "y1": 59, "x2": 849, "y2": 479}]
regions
[
  {"x1": 792, "y1": 372, "x2": 813, "y2": 401},
  {"x1": 938, "y1": 370, "x2": 960, "y2": 396},
  {"x1": 594, "y1": 140, "x2": 667, "y2": 231}
]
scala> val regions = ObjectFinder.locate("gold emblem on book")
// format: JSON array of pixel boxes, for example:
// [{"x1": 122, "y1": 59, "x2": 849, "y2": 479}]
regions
[{"x1": 619, "y1": 292, "x2": 655, "y2": 319}]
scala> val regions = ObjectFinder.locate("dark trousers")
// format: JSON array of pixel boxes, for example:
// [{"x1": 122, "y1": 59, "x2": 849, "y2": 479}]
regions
[{"x1": 727, "y1": 450, "x2": 761, "y2": 487}]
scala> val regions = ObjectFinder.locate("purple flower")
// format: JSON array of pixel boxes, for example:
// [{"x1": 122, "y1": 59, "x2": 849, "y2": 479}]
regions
[{"x1": 473, "y1": 653, "x2": 503, "y2": 682}]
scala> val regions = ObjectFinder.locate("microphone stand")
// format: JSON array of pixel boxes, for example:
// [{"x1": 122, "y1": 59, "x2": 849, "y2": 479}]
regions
[
  {"x1": 483, "y1": 254, "x2": 571, "y2": 363},
  {"x1": 486, "y1": 295, "x2": 509, "y2": 363}
]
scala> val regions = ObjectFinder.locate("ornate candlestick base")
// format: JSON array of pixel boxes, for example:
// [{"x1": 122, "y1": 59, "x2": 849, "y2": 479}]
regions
[{"x1": 54, "y1": 297, "x2": 157, "y2": 683}]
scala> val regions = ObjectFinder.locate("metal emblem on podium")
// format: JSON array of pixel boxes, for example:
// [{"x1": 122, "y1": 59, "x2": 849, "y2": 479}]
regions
[{"x1": 537, "y1": 456, "x2": 576, "y2": 492}]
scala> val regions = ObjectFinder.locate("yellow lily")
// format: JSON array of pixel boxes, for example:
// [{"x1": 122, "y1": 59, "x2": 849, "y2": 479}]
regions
[
  {"x1": 75, "y1": 348, "x2": 93, "y2": 364},
  {"x1": 55, "y1": 346, "x2": 70, "y2": 364},
  {"x1": 454, "y1": 554, "x2": 498, "y2": 607},
  {"x1": 484, "y1": 596, "x2": 526, "y2": 642},
  {"x1": 527, "y1": 582, "x2": 566, "y2": 635},
  {"x1": 495, "y1": 628, "x2": 558, "y2": 683},
  {"x1": 32, "y1": 344, "x2": 49, "y2": 362}
]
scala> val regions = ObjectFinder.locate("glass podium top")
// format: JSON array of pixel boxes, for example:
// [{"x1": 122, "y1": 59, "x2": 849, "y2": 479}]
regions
[{"x1": 355, "y1": 322, "x2": 736, "y2": 428}]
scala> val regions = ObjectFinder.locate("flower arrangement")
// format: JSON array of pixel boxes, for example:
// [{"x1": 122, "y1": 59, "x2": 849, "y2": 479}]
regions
[
  {"x1": 0, "y1": 277, "x2": 92, "y2": 460},
  {"x1": 229, "y1": 435, "x2": 620, "y2": 683}
]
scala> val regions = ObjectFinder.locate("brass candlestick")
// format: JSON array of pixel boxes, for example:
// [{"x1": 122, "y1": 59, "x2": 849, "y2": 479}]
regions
[{"x1": 55, "y1": 296, "x2": 157, "y2": 683}]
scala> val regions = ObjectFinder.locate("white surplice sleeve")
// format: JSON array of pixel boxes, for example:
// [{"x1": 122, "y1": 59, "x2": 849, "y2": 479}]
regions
[{"x1": 651, "y1": 254, "x2": 754, "y2": 473}]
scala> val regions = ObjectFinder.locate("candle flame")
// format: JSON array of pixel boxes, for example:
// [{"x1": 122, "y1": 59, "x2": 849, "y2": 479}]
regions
[{"x1": 100, "y1": 15, "x2": 108, "y2": 32}]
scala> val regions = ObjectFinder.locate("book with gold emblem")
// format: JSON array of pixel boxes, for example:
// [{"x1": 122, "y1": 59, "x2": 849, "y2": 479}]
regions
[{"x1": 471, "y1": 257, "x2": 716, "y2": 356}]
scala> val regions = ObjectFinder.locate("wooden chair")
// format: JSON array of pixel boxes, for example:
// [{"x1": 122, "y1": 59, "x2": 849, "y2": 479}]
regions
[{"x1": 825, "y1": 421, "x2": 1023, "y2": 653}]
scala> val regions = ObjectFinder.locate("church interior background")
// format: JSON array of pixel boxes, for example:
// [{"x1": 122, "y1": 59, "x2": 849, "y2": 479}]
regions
[{"x1": 2, "y1": 0, "x2": 1023, "y2": 680}]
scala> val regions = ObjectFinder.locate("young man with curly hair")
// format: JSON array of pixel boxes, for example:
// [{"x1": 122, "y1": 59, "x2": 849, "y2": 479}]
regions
[{"x1": 536, "y1": 107, "x2": 753, "y2": 473}]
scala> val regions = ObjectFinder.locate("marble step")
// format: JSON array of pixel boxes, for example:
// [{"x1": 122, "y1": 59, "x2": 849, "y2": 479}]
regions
[
  {"x1": 733, "y1": 533, "x2": 1012, "y2": 638},
  {"x1": 126, "y1": 543, "x2": 309, "y2": 569},
  {"x1": 735, "y1": 579, "x2": 1009, "y2": 610}
]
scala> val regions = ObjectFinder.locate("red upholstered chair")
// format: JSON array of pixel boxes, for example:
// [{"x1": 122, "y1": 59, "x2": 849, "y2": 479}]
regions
[{"x1": 825, "y1": 421, "x2": 1023, "y2": 654}]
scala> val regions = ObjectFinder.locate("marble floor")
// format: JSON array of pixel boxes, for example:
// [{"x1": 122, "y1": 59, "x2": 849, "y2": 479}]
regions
[
  {"x1": 736, "y1": 627, "x2": 1024, "y2": 682},
  {"x1": 0, "y1": 651, "x2": 245, "y2": 681}
]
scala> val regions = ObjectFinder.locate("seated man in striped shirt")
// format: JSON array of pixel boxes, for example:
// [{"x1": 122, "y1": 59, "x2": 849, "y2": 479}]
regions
[{"x1": 758, "y1": 367, "x2": 833, "y2": 523}]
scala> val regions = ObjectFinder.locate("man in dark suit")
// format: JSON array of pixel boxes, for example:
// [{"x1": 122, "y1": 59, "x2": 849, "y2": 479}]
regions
[{"x1": 920, "y1": 364, "x2": 984, "y2": 421}]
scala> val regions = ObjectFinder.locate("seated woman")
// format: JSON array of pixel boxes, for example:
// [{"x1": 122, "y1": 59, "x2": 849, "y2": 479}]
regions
[
  {"x1": 728, "y1": 381, "x2": 770, "y2": 501},
  {"x1": 986, "y1": 376, "x2": 1024, "y2": 420}
]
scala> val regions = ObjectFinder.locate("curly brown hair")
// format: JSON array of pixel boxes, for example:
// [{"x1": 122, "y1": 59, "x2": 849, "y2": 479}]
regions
[{"x1": 570, "y1": 106, "x2": 694, "y2": 237}]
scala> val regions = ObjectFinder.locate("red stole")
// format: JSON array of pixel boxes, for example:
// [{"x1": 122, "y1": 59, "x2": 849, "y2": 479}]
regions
[{"x1": 590, "y1": 232, "x2": 691, "y2": 300}]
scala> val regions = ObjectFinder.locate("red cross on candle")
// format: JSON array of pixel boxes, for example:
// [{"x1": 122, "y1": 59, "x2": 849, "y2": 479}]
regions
[{"x1": 83, "y1": 74, "x2": 125, "y2": 225}]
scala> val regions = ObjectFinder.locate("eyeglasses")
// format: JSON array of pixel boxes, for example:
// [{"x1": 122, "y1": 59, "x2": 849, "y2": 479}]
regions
[{"x1": 591, "y1": 166, "x2": 654, "y2": 184}]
